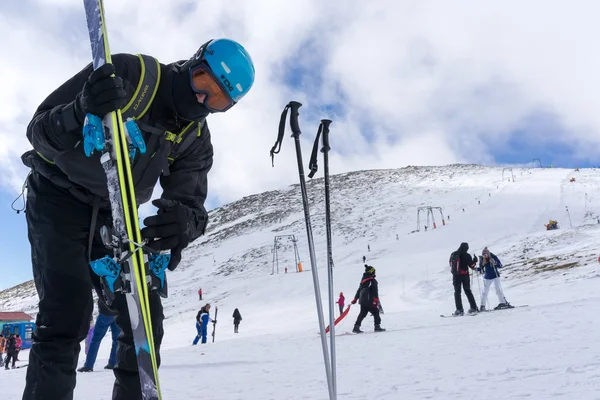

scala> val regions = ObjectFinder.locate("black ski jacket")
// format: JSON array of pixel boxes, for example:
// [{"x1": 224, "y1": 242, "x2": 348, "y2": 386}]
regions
[
  {"x1": 6, "y1": 336, "x2": 16, "y2": 352},
  {"x1": 22, "y1": 53, "x2": 213, "y2": 241},
  {"x1": 456, "y1": 242, "x2": 476, "y2": 274},
  {"x1": 354, "y1": 274, "x2": 379, "y2": 307},
  {"x1": 232, "y1": 309, "x2": 242, "y2": 323}
]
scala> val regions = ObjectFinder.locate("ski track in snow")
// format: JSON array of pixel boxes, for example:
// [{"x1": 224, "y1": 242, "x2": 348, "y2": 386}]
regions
[{"x1": 1, "y1": 165, "x2": 600, "y2": 399}]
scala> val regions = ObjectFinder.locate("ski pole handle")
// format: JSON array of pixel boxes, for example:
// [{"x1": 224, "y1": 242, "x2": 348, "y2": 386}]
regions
[
  {"x1": 288, "y1": 101, "x2": 302, "y2": 138},
  {"x1": 320, "y1": 119, "x2": 332, "y2": 152}
]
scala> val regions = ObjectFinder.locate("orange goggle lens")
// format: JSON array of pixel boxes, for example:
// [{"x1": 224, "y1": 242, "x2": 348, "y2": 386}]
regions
[{"x1": 190, "y1": 65, "x2": 234, "y2": 112}]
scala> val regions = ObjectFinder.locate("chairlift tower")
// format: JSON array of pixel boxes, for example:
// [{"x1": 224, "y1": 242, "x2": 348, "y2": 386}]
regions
[{"x1": 271, "y1": 234, "x2": 302, "y2": 274}]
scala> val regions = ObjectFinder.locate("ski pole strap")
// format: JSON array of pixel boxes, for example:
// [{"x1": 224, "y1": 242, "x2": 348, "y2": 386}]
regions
[
  {"x1": 307, "y1": 123, "x2": 323, "y2": 178},
  {"x1": 270, "y1": 103, "x2": 290, "y2": 167},
  {"x1": 270, "y1": 101, "x2": 303, "y2": 167}
]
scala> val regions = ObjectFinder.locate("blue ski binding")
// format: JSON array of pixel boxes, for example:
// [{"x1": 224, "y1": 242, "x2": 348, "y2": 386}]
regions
[
  {"x1": 90, "y1": 255, "x2": 124, "y2": 305},
  {"x1": 149, "y1": 253, "x2": 170, "y2": 298},
  {"x1": 124, "y1": 119, "x2": 146, "y2": 160},
  {"x1": 83, "y1": 113, "x2": 105, "y2": 156}
]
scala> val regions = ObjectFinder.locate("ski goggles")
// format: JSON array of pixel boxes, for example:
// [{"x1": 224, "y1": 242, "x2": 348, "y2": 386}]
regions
[{"x1": 189, "y1": 64, "x2": 235, "y2": 113}]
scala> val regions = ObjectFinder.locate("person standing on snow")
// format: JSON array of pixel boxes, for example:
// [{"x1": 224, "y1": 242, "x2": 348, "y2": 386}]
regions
[
  {"x1": 351, "y1": 265, "x2": 386, "y2": 333},
  {"x1": 20, "y1": 38, "x2": 255, "y2": 399},
  {"x1": 198, "y1": 287, "x2": 203, "y2": 301},
  {"x1": 477, "y1": 247, "x2": 510, "y2": 311},
  {"x1": 450, "y1": 242, "x2": 479, "y2": 315},
  {"x1": 193, "y1": 304, "x2": 216, "y2": 344},
  {"x1": 232, "y1": 308, "x2": 242, "y2": 333},
  {"x1": 4, "y1": 334, "x2": 18, "y2": 369},
  {"x1": 336, "y1": 292, "x2": 345, "y2": 315},
  {"x1": 78, "y1": 299, "x2": 121, "y2": 372},
  {"x1": 15, "y1": 334, "x2": 22, "y2": 361}
]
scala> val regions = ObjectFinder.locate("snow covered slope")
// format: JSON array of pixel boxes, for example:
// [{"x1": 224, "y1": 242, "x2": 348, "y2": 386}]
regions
[{"x1": 1, "y1": 164, "x2": 599, "y2": 399}]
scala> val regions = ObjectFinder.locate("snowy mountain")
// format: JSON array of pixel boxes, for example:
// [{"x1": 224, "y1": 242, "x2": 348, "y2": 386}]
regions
[{"x1": 1, "y1": 164, "x2": 599, "y2": 399}]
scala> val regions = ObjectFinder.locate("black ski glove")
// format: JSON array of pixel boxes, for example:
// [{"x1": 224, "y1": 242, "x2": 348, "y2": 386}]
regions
[
  {"x1": 141, "y1": 199, "x2": 195, "y2": 271},
  {"x1": 76, "y1": 63, "x2": 127, "y2": 120}
]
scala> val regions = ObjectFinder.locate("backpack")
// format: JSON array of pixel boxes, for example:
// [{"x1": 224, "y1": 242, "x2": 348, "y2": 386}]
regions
[{"x1": 449, "y1": 251, "x2": 461, "y2": 274}]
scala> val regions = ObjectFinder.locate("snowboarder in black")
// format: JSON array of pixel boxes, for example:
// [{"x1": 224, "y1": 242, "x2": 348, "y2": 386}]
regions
[
  {"x1": 351, "y1": 265, "x2": 385, "y2": 333},
  {"x1": 232, "y1": 308, "x2": 242, "y2": 333},
  {"x1": 450, "y1": 242, "x2": 479, "y2": 315},
  {"x1": 19, "y1": 38, "x2": 255, "y2": 400}
]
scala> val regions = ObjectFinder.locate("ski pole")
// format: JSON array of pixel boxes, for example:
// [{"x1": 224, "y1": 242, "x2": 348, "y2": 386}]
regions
[
  {"x1": 308, "y1": 119, "x2": 337, "y2": 398},
  {"x1": 270, "y1": 102, "x2": 335, "y2": 400}
]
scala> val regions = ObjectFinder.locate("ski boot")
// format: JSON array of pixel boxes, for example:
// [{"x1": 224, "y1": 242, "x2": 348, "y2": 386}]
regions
[
  {"x1": 374, "y1": 324, "x2": 386, "y2": 332},
  {"x1": 494, "y1": 302, "x2": 513, "y2": 310},
  {"x1": 468, "y1": 308, "x2": 479, "y2": 314},
  {"x1": 352, "y1": 325, "x2": 363, "y2": 334},
  {"x1": 104, "y1": 364, "x2": 114, "y2": 370},
  {"x1": 480, "y1": 305, "x2": 486, "y2": 312},
  {"x1": 452, "y1": 309, "x2": 464, "y2": 316},
  {"x1": 77, "y1": 366, "x2": 93, "y2": 373}
]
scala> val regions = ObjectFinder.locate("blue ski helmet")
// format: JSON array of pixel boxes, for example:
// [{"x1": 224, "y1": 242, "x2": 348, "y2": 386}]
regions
[{"x1": 180, "y1": 38, "x2": 255, "y2": 105}]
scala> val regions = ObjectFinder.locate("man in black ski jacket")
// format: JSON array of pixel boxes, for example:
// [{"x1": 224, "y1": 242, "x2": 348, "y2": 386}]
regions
[
  {"x1": 20, "y1": 38, "x2": 255, "y2": 400},
  {"x1": 450, "y1": 242, "x2": 479, "y2": 315},
  {"x1": 351, "y1": 265, "x2": 386, "y2": 333},
  {"x1": 4, "y1": 334, "x2": 18, "y2": 370}
]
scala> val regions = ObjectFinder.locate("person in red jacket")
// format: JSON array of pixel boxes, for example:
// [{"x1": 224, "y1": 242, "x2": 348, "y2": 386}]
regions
[
  {"x1": 336, "y1": 292, "x2": 345, "y2": 315},
  {"x1": 351, "y1": 265, "x2": 385, "y2": 333},
  {"x1": 198, "y1": 288, "x2": 203, "y2": 301}
]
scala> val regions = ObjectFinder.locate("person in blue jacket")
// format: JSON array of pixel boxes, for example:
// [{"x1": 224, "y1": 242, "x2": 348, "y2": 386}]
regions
[
  {"x1": 192, "y1": 304, "x2": 216, "y2": 345},
  {"x1": 477, "y1": 247, "x2": 510, "y2": 311}
]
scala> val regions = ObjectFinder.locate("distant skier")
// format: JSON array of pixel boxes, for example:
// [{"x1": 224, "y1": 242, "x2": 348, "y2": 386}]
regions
[
  {"x1": 198, "y1": 288, "x2": 203, "y2": 301},
  {"x1": 14, "y1": 334, "x2": 22, "y2": 361},
  {"x1": 351, "y1": 265, "x2": 385, "y2": 333},
  {"x1": 78, "y1": 300, "x2": 120, "y2": 372},
  {"x1": 4, "y1": 334, "x2": 17, "y2": 369},
  {"x1": 477, "y1": 247, "x2": 510, "y2": 311},
  {"x1": 193, "y1": 304, "x2": 216, "y2": 345},
  {"x1": 396, "y1": 234, "x2": 399, "y2": 241},
  {"x1": 449, "y1": 242, "x2": 479, "y2": 315},
  {"x1": 336, "y1": 292, "x2": 345, "y2": 315},
  {"x1": 232, "y1": 308, "x2": 242, "y2": 333},
  {"x1": 362, "y1": 255, "x2": 366, "y2": 263},
  {"x1": 0, "y1": 334, "x2": 5, "y2": 364},
  {"x1": 367, "y1": 244, "x2": 371, "y2": 252}
]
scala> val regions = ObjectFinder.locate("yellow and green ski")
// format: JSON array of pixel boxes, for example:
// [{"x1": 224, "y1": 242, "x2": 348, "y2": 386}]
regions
[{"x1": 82, "y1": 0, "x2": 164, "y2": 398}]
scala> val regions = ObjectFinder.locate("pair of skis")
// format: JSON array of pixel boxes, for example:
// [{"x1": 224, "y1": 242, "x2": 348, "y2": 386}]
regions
[
  {"x1": 82, "y1": 0, "x2": 164, "y2": 398},
  {"x1": 270, "y1": 102, "x2": 337, "y2": 400}
]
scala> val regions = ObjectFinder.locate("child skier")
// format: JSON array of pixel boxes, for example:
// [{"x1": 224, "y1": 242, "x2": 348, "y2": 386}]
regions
[
  {"x1": 232, "y1": 308, "x2": 242, "y2": 333},
  {"x1": 193, "y1": 304, "x2": 216, "y2": 344},
  {"x1": 477, "y1": 247, "x2": 511, "y2": 311},
  {"x1": 336, "y1": 292, "x2": 345, "y2": 315},
  {"x1": 351, "y1": 265, "x2": 385, "y2": 333}
]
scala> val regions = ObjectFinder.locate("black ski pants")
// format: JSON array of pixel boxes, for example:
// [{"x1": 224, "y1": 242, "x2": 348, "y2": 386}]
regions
[
  {"x1": 453, "y1": 273, "x2": 478, "y2": 311},
  {"x1": 5, "y1": 350, "x2": 17, "y2": 369},
  {"x1": 354, "y1": 304, "x2": 381, "y2": 327},
  {"x1": 22, "y1": 173, "x2": 164, "y2": 400}
]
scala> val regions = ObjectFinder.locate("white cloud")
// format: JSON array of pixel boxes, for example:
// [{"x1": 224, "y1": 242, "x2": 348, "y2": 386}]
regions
[{"x1": 1, "y1": 0, "x2": 599, "y2": 204}]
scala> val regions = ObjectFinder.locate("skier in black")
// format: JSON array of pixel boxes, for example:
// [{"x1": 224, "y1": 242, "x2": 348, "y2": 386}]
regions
[
  {"x1": 450, "y1": 242, "x2": 479, "y2": 315},
  {"x1": 232, "y1": 308, "x2": 242, "y2": 333},
  {"x1": 351, "y1": 265, "x2": 385, "y2": 333},
  {"x1": 20, "y1": 39, "x2": 255, "y2": 400},
  {"x1": 4, "y1": 334, "x2": 18, "y2": 370}
]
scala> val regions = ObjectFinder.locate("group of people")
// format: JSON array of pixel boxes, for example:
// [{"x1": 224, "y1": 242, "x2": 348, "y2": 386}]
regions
[
  {"x1": 0, "y1": 333, "x2": 22, "y2": 369},
  {"x1": 450, "y1": 243, "x2": 511, "y2": 315}
]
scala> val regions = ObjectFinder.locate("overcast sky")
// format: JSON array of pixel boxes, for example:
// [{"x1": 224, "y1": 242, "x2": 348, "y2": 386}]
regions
[{"x1": 0, "y1": 0, "x2": 597, "y2": 288}]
